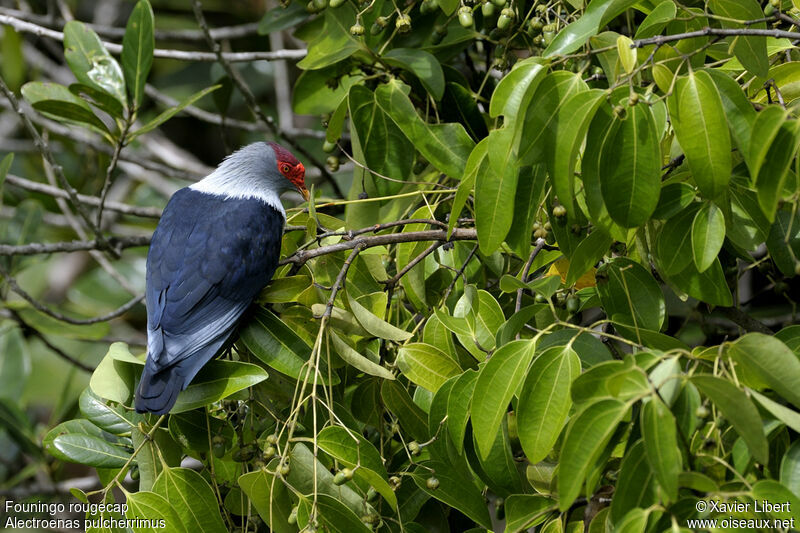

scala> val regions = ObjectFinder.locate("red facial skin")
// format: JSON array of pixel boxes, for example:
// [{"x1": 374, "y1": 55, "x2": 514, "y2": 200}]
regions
[{"x1": 268, "y1": 142, "x2": 308, "y2": 200}]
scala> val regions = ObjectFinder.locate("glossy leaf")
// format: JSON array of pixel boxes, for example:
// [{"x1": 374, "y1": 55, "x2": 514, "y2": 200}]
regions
[
  {"x1": 709, "y1": 0, "x2": 768, "y2": 78},
  {"x1": 503, "y1": 495, "x2": 553, "y2": 533},
  {"x1": 51, "y1": 433, "x2": 130, "y2": 468},
  {"x1": 755, "y1": 119, "x2": 800, "y2": 222},
  {"x1": 63, "y1": 21, "x2": 126, "y2": 106},
  {"x1": 381, "y1": 380, "x2": 430, "y2": 441},
  {"x1": 121, "y1": 0, "x2": 154, "y2": 110},
  {"x1": 317, "y1": 425, "x2": 397, "y2": 510},
  {"x1": 668, "y1": 71, "x2": 731, "y2": 200},
  {"x1": 79, "y1": 388, "x2": 133, "y2": 435},
  {"x1": 348, "y1": 292, "x2": 411, "y2": 341},
  {"x1": 599, "y1": 103, "x2": 661, "y2": 227},
  {"x1": 691, "y1": 202, "x2": 726, "y2": 273},
  {"x1": 704, "y1": 68, "x2": 756, "y2": 156},
  {"x1": 691, "y1": 375, "x2": 768, "y2": 463},
  {"x1": 634, "y1": 1, "x2": 677, "y2": 39},
  {"x1": 517, "y1": 346, "x2": 581, "y2": 463},
  {"x1": 238, "y1": 468, "x2": 296, "y2": 533},
  {"x1": 641, "y1": 397, "x2": 680, "y2": 502},
  {"x1": 746, "y1": 105, "x2": 785, "y2": 183},
  {"x1": 397, "y1": 343, "x2": 461, "y2": 392},
  {"x1": 21, "y1": 81, "x2": 110, "y2": 135},
  {"x1": 729, "y1": 333, "x2": 800, "y2": 410},
  {"x1": 490, "y1": 57, "x2": 547, "y2": 121},
  {"x1": 126, "y1": 491, "x2": 187, "y2": 533},
  {"x1": 596, "y1": 258, "x2": 665, "y2": 332},
  {"x1": 472, "y1": 339, "x2": 536, "y2": 459},
  {"x1": 543, "y1": 0, "x2": 638, "y2": 57},
  {"x1": 384, "y1": 48, "x2": 445, "y2": 100},
  {"x1": 412, "y1": 462, "x2": 492, "y2": 528},
  {"x1": 558, "y1": 399, "x2": 628, "y2": 511},
  {"x1": 447, "y1": 369, "x2": 478, "y2": 453},
  {"x1": 297, "y1": 5, "x2": 361, "y2": 70},
  {"x1": 171, "y1": 361, "x2": 268, "y2": 414},
  {"x1": 153, "y1": 468, "x2": 227, "y2": 533},
  {"x1": 476, "y1": 128, "x2": 518, "y2": 253}
]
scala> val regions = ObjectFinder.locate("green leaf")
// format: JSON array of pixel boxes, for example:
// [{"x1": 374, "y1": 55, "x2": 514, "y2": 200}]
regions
[
  {"x1": 259, "y1": 275, "x2": 312, "y2": 303},
  {"x1": 666, "y1": 258, "x2": 733, "y2": 307},
  {"x1": 259, "y1": 3, "x2": 309, "y2": 35},
  {"x1": 729, "y1": 334, "x2": 800, "y2": 410},
  {"x1": 507, "y1": 164, "x2": 547, "y2": 257},
  {"x1": 442, "y1": 82, "x2": 488, "y2": 141},
  {"x1": 447, "y1": 369, "x2": 478, "y2": 453},
  {"x1": 51, "y1": 433, "x2": 130, "y2": 468},
  {"x1": 349, "y1": 84, "x2": 415, "y2": 196},
  {"x1": 375, "y1": 79, "x2": 474, "y2": 178},
  {"x1": 610, "y1": 440, "x2": 657, "y2": 523},
  {"x1": 703, "y1": 69, "x2": 756, "y2": 156},
  {"x1": 489, "y1": 57, "x2": 548, "y2": 121},
  {"x1": 239, "y1": 308, "x2": 337, "y2": 385},
  {"x1": 63, "y1": 21, "x2": 126, "y2": 106},
  {"x1": 691, "y1": 202, "x2": 726, "y2": 273},
  {"x1": 641, "y1": 397, "x2": 680, "y2": 502},
  {"x1": 384, "y1": 48, "x2": 445, "y2": 100},
  {"x1": 306, "y1": 494, "x2": 373, "y2": 533},
  {"x1": 126, "y1": 491, "x2": 187, "y2": 533},
  {"x1": 749, "y1": 389, "x2": 800, "y2": 434},
  {"x1": 780, "y1": 441, "x2": 800, "y2": 497},
  {"x1": 709, "y1": 0, "x2": 768, "y2": 78},
  {"x1": 746, "y1": 105, "x2": 785, "y2": 181},
  {"x1": 397, "y1": 343, "x2": 461, "y2": 392},
  {"x1": 0, "y1": 325, "x2": 28, "y2": 401},
  {"x1": 558, "y1": 399, "x2": 628, "y2": 511},
  {"x1": 476, "y1": 128, "x2": 518, "y2": 253},
  {"x1": 756, "y1": 119, "x2": 800, "y2": 222},
  {"x1": 599, "y1": 103, "x2": 661, "y2": 227},
  {"x1": 69, "y1": 83, "x2": 125, "y2": 119},
  {"x1": 767, "y1": 208, "x2": 800, "y2": 276},
  {"x1": 128, "y1": 85, "x2": 220, "y2": 141},
  {"x1": 292, "y1": 69, "x2": 361, "y2": 115},
  {"x1": 121, "y1": 0, "x2": 154, "y2": 110},
  {"x1": 691, "y1": 375, "x2": 768, "y2": 464},
  {"x1": 21, "y1": 81, "x2": 110, "y2": 135},
  {"x1": 614, "y1": 508, "x2": 649, "y2": 533},
  {"x1": 168, "y1": 411, "x2": 234, "y2": 453},
  {"x1": 543, "y1": 0, "x2": 638, "y2": 57},
  {"x1": 566, "y1": 228, "x2": 612, "y2": 286},
  {"x1": 520, "y1": 71, "x2": 588, "y2": 166},
  {"x1": 171, "y1": 361, "x2": 268, "y2": 414},
  {"x1": 503, "y1": 495, "x2": 553, "y2": 533},
  {"x1": 90, "y1": 343, "x2": 139, "y2": 405},
  {"x1": 596, "y1": 258, "x2": 665, "y2": 332},
  {"x1": 297, "y1": 5, "x2": 361, "y2": 70},
  {"x1": 616, "y1": 35, "x2": 636, "y2": 74},
  {"x1": 549, "y1": 89, "x2": 606, "y2": 216},
  {"x1": 668, "y1": 71, "x2": 731, "y2": 200},
  {"x1": 317, "y1": 425, "x2": 397, "y2": 510},
  {"x1": 472, "y1": 339, "x2": 536, "y2": 459},
  {"x1": 634, "y1": 1, "x2": 677, "y2": 39},
  {"x1": 79, "y1": 388, "x2": 134, "y2": 435},
  {"x1": 449, "y1": 138, "x2": 487, "y2": 236},
  {"x1": 153, "y1": 468, "x2": 227, "y2": 533},
  {"x1": 381, "y1": 380, "x2": 430, "y2": 441},
  {"x1": 651, "y1": 182, "x2": 695, "y2": 220},
  {"x1": 348, "y1": 292, "x2": 412, "y2": 341},
  {"x1": 517, "y1": 346, "x2": 581, "y2": 463},
  {"x1": 330, "y1": 330, "x2": 394, "y2": 380},
  {"x1": 238, "y1": 468, "x2": 296, "y2": 533},
  {"x1": 412, "y1": 462, "x2": 492, "y2": 529}
]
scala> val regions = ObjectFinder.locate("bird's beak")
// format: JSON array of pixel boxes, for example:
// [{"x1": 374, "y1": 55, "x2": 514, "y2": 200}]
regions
[{"x1": 299, "y1": 187, "x2": 310, "y2": 201}]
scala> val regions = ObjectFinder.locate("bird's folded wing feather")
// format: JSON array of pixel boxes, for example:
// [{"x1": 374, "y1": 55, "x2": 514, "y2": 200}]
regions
[{"x1": 145, "y1": 188, "x2": 283, "y2": 371}]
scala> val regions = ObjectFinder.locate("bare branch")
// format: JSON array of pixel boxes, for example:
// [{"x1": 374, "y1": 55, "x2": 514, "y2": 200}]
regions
[
  {"x1": 5, "y1": 174, "x2": 163, "y2": 218},
  {"x1": 0, "y1": 236, "x2": 151, "y2": 256},
  {"x1": 0, "y1": 13, "x2": 306, "y2": 62},
  {"x1": 717, "y1": 306, "x2": 773, "y2": 335},
  {"x1": 632, "y1": 27, "x2": 800, "y2": 48},
  {"x1": 9, "y1": 310, "x2": 95, "y2": 372}
]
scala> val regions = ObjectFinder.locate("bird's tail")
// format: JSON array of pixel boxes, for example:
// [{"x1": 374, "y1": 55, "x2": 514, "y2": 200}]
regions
[{"x1": 135, "y1": 362, "x2": 183, "y2": 415}]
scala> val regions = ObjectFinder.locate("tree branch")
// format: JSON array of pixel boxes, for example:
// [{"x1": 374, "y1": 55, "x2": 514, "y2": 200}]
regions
[
  {"x1": 716, "y1": 306, "x2": 773, "y2": 335},
  {"x1": 0, "y1": 13, "x2": 306, "y2": 62},
  {"x1": 632, "y1": 27, "x2": 800, "y2": 48},
  {"x1": 0, "y1": 236, "x2": 151, "y2": 256},
  {"x1": 9, "y1": 310, "x2": 95, "y2": 372}
]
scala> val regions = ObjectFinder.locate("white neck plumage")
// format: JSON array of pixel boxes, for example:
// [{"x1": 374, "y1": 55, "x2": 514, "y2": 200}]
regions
[{"x1": 189, "y1": 151, "x2": 285, "y2": 217}]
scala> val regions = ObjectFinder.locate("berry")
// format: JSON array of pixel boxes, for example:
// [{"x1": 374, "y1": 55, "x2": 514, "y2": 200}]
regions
[
  {"x1": 263, "y1": 445, "x2": 276, "y2": 459},
  {"x1": 322, "y1": 140, "x2": 336, "y2": 153},
  {"x1": 350, "y1": 22, "x2": 365, "y2": 35},
  {"x1": 313, "y1": 0, "x2": 328, "y2": 10},
  {"x1": 458, "y1": 6, "x2": 474, "y2": 27},
  {"x1": 695, "y1": 406, "x2": 710, "y2": 418},
  {"x1": 408, "y1": 441, "x2": 421, "y2": 455},
  {"x1": 358, "y1": 191, "x2": 368, "y2": 200},
  {"x1": 552, "y1": 205, "x2": 567, "y2": 217},
  {"x1": 628, "y1": 93, "x2": 640, "y2": 106},
  {"x1": 376, "y1": 15, "x2": 389, "y2": 27},
  {"x1": 326, "y1": 155, "x2": 340, "y2": 172},
  {"x1": 396, "y1": 14, "x2": 412, "y2": 32},
  {"x1": 329, "y1": 0, "x2": 347, "y2": 7},
  {"x1": 566, "y1": 295, "x2": 580, "y2": 314},
  {"x1": 280, "y1": 462, "x2": 291, "y2": 476},
  {"x1": 426, "y1": 476, "x2": 440, "y2": 490},
  {"x1": 529, "y1": 17, "x2": 543, "y2": 31},
  {"x1": 482, "y1": 2, "x2": 495, "y2": 16},
  {"x1": 288, "y1": 507, "x2": 298, "y2": 525},
  {"x1": 266, "y1": 434, "x2": 279, "y2": 445},
  {"x1": 333, "y1": 471, "x2": 348, "y2": 485}
]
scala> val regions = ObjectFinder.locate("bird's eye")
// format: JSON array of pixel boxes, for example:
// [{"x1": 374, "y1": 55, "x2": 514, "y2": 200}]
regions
[{"x1": 282, "y1": 164, "x2": 291, "y2": 174}]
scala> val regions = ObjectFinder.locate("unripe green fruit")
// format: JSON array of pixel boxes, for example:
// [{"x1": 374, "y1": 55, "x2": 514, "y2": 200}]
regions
[
  {"x1": 306, "y1": 0, "x2": 321, "y2": 13},
  {"x1": 458, "y1": 7, "x2": 474, "y2": 27},
  {"x1": 313, "y1": 0, "x2": 328, "y2": 10},
  {"x1": 366, "y1": 487, "x2": 379, "y2": 502},
  {"x1": 329, "y1": 0, "x2": 347, "y2": 7},
  {"x1": 130, "y1": 465, "x2": 140, "y2": 481},
  {"x1": 342, "y1": 467, "x2": 354, "y2": 480},
  {"x1": 326, "y1": 155, "x2": 340, "y2": 172},
  {"x1": 529, "y1": 17, "x2": 543, "y2": 31},
  {"x1": 396, "y1": 14, "x2": 412, "y2": 32},
  {"x1": 497, "y1": 13, "x2": 511, "y2": 29},
  {"x1": 350, "y1": 22, "x2": 365, "y2": 35},
  {"x1": 288, "y1": 507, "x2": 298, "y2": 525},
  {"x1": 408, "y1": 441, "x2": 421, "y2": 455},
  {"x1": 532, "y1": 35, "x2": 544, "y2": 46},
  {"x1": 566, "y1": 295, "x2": 580, "y2": 314},
  {"x1": 420, "y1": 0, "x2": 436, "y2": 14},
  {"x1": 490, "y1": 0, "x2": 506, "y2": 7},
  {"x1": 322, "y1": 140, "x2": 336, "y2": 153},
  {"x1": 628, "y1": 93, "x2": 640, "y2": 106},
  {"x1": 552, "y1": 205, "x2": 567, "y2": 217},
  {"x1": 542, "y1": 30, "x2": 554, "y2": 45},
  {"x1": 426, "y1": 476, "x2": 440, "y2": 490},
  {"x1": 263, "y1": 445, "x2": 276, "y2": 459},
  {"x1": 592, "y1": 65, "x2": 604, "y2": 76},
  {"x1": 376, "y1": 15, "x2": 389, "y2": 27},
  {"x1": 370, "y1": 22, "x2": 384, "y2": 34},
  {"x1": 266, "y1": 434, "x2": 278, "y2": 445},
  {"x1": 333, "y1": 471, "x2": 348, "y2": 485},
  {"x1": 280, "y1": 463, "x2": 291, "y2": 476},
  {"x1": 695, "y1": 405, "x2": 710, "y2": 418},
  {"x1": 481, "y1": 2, "x2": 495, "y2": 16},
  {"x1": 770, "y1": 0, "x2": 780, "y2": 6},
  {"x1": 212, "y1": 442, "x2": 226, "y2": 458},
  {"x1": 534, "y1": 228, "x2": 547, "y2": 239},
  {"x1": 535, "y1": 3, "x2": 546, "y2": 12}
]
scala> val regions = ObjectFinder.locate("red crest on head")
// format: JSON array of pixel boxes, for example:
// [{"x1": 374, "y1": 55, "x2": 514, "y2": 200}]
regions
[{"x1": 268, "y1": 141, "x2": 306, "y2": 191}]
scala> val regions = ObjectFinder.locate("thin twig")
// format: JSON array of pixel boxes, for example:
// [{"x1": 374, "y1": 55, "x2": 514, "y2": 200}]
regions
[
  {"x1": 5, "y1": 174, "x2": 162, "y2": 218},
  {"x1": 0, "y1": 13, "x2": 306, "y2": 62},
  {"x1": 96, "y1": 121, "x2": 132, "y2": 228},
  {"x1": 0, "y1": 263, "x2": 144, "y2": 324},
  {"x1": 0, "y1": 236, "x2": 151, "y2": 256},
  {"x1": 382, "y1": 241, "x2": 443, "y2": 290},
  {"x1": 442, "y1": 244, "x2": 478, "y2": 302},
  {"x1": 10, "y1": 310, "x2": 95, "y2": 372},
  {"x1": 191, "y1": 1, "x2": 343, "y2": 198},
  {"x1": 632, "y1": 27, "x2": 800, "y2": 48},
  {"x1": 516, "y1": 238, "x2": 546, "y2": 314}
]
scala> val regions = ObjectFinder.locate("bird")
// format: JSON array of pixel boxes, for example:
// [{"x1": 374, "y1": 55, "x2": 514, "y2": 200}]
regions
[{"x1": 135, "y1": 141, "x2": 308, "y2": 415}]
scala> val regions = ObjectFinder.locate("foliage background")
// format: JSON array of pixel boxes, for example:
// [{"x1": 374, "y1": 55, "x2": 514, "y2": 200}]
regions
[{"x1": 1, "y1": 0, "x2": 800, "y2": 531}]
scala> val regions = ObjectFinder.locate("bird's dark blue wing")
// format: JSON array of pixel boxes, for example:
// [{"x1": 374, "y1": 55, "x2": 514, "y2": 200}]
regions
[{"x1": 144, "y1": 188, "x2": 283, "y2": 376}]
